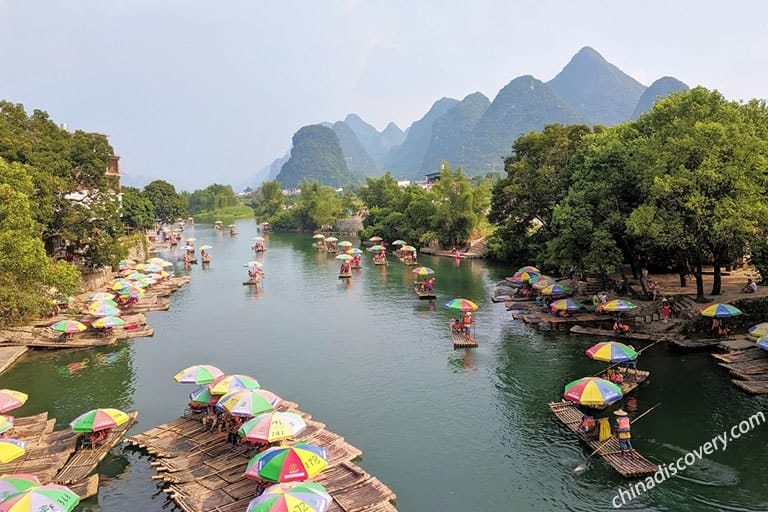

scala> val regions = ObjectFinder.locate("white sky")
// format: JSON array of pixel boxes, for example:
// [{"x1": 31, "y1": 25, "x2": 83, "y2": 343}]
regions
[{"x1": 1, "y1": 0, "x2": 766, "y2": 189}]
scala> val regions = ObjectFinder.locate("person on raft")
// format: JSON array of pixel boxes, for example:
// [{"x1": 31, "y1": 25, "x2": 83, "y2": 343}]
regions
[{"x1": 614, "y1": 409, "x2": 633, "y2": 457}]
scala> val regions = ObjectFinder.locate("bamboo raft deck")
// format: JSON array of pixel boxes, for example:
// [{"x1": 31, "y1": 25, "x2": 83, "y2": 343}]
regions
[
  {"x1": 596, "y1": 368, "x2": 650, "y2": 395},
  {"x1": 0, "y1": 345, "x2": 28, "y2": 375},
  {"x1": 242, "y1": 277, "x2": 263, "y2": 286},
  {"x1": 548, "y1": 401, "x2": 658, "y2": 478},
  {"x1": 569, "y1": 325, "x2": 665, "y2": 343},
  {"x1": 125, "y1": 403, "x2": 396, "y2": 512},
  {"x1": 338, "y1": 272, "x2": 352, "y2": 279},
  {"x1": 713, "y1": 347, "x2": 768, "y2": 394},
  {"x1": 414, "y1": 289, "x2": 436, "y2": 300},
  {"x1": 450, "y1": 326, "x2": 478, "y2": 348}
]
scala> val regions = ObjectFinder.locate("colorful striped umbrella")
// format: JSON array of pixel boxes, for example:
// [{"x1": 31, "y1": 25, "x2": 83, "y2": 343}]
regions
[
  {"x1": 69, "y1": 408, "x2": 130, "y2": 432},
  {"x1": 209, "y1": 374, "x2": 260, "y2": 395},
  {"x1": 511, "y1": 270, "x2": 540, "y2": 283},
  {"x1": 50, "y1": 320, "x2": 87, "y2": 334},
  {"x1": 391, "y1": 240, "x2": 407, "y2": 246},
  {"x1": 90, "y1": 298, "x2": 118, "y2": 307},
  {"x1": 368, "y1": 236, "x2": 382, "y2": 242},
  {"x1": 0, "y1": 416, "x2": 13, "y2": 435},
  {"x1": 140, "y1": 263, "x2": 163, "y2": 273},
  {"x1": 0, "y1": 475, "x2": 40, "y2": 501},
  {"x1": 0, "y1": 483, "x2": 79, "y2": 512},
  {"x1": 244, "y1": 443, "x2": 329, "y2": 483},
  {"x1": 0, "y1": 390, "x2": 28, "y2": 413},
  {"x1": 216, "y1": 389, "x2": 280, "y2": 417},
  {"x1": 118, "y1": 258, "x2": 136, "y2": 269},
  {"x1": 324, "y1": 237, "x2": 338, "y2": 243},
  {"x1": 400, "y1": 245, "x2": 417, "y2": 252},
  {"x1": 585, "y1": 342, "x2": 638, "y2": 363},
  {"x1": 335, "y1": 254, "x2": 353, "y2": 261},
  {"x1": 602, "y1": 299, "x2": 637, "y2": 312},
  {"x1": 174, "y1": 365, "x2": 224, "y2": 385},
  {"x1": 312, "y1": 234, "x2": 325, "y2": 239},
  {"x1": 350, "y1": 248, "x2": 363, "y2": 255},
  {"x1": 189, "y1": 385, "x2": 218, "y2": 406},
  {"x1": 550, "y1": 298, "x2": 583, "y2": 311},
  {"x1": 411, "y1": 267, "x2": 435, "y2": 276},
  {"x1": 532, "y1": 277, "x2": 557, "y2": 289},
  {"x1": 563, "y1": 377, "x2": 623, "y2": 407},
  {"x1": 111, "y1": 278, "x2": 132, "y2": 290},
  {"x1": 244, "y1": 261, "x2": 264, "y2": 268},
  {"x1": 699, "y1": 303, "x2": 743, "y2": 318},
  {"x1": 539, "y1": 284, "x2": 571, "y2": 296},
  {"x1": 87, "y1": 302, "x2": 121, "y2": 317},
  {"x1": 238, "y1": 412, "x2": 307, "y2": 443},
  {"x1": 368, "y1": 245, "x2": 385, "y2": 252},
  {"x1": 748, "y1": 323, "x2": 768, "y2": 338},
  {"x1": 245, "y1": 482, "x2": 331, "y2": 512},
  {"x1": 0, "y1": 439, "x2": 26, "y2": 464},
  {"x1": 337, "y1": 241, "x2": 353, "y2": 248},
  {"x1": 516, "y1": 265, "x2": 540, "y2": 274},
  {"x1": 86, "y1": 292, "x2": 115, "y2": 302},
  {"x1": 443, "y1": 298, "x2": 479, "y2": 312},
  {"x1": 757, "y1": 337, "x2": 768, "y2": 351},
  {"x1": 91, "y1": 316, "x2": 125, "y2": 329},
  {"x1": 117, "y1": 286, "x2": 145, "y2": 299}
]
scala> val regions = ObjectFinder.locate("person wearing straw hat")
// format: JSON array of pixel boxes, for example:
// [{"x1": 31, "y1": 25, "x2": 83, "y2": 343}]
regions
[{"x1": 613, "y1": 409, "x2": 633, "y2": 456}]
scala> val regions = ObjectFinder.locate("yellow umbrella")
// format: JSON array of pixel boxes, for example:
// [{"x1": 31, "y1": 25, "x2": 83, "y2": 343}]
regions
[{"x1": 0, "y1": 438, "x2": 26, "y2": 463}]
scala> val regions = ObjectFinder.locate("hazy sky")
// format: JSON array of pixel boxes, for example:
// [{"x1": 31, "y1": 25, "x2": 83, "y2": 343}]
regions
[{"x1": 1, "y1": 0, "x2": 767, "y2": 190}]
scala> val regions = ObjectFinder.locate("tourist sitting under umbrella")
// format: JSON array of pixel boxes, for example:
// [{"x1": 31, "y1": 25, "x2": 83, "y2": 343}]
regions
[{"x1": 578, "y1": 413, "x2": 596, "y2": 435}]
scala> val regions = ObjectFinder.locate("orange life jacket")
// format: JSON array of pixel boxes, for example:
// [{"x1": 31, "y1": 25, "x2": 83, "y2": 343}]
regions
[
  {"x1": 616, "y1": 417, "x2": 631, "y2": 438},
  {"x1": 463, "y1": 316, "x2": 472, "y2": 326}
]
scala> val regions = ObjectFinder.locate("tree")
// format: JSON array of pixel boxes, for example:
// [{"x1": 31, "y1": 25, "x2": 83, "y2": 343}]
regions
[
  {"x1": 121, "y1": 187, "x2": 156, "y2": 230},
  {"x1": 144, "y1": 180, "x2": 186, "y2": 223},
  {"x1": 252, "y1": 180, "x2": 284, "y2": 219}
]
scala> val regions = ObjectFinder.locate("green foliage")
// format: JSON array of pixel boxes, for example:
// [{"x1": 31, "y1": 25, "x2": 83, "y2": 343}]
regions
[
  {"x1": 251, "y1": 180, "x2": 285, "y2": 219},
  {"x1": 121, "y1": 187, "x2": 155, "y2": 230},
  {"x1": 187, "y1": 183, "x2": 239, "y2": 214},
  {"x1": 144, "y1": 180, "x2": 187, "y2": 223}
]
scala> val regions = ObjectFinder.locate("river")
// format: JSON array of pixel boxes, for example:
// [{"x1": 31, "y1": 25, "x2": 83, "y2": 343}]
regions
[{"x1": 1, "y1": 219, "x2": 767, "y2": 511}]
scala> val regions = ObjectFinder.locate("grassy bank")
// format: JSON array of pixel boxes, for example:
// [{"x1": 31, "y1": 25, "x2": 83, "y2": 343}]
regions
[{"x1": 192, "y1": 204, "x2": 254, "y2": 223}]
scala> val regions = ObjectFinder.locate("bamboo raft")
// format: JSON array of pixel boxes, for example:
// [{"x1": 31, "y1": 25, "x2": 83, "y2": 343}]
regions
[
  {"x1": 242, "y1": 277, "x2": 263, "y2": 286},
  {"x1": 569, "y1": 325, "x2": 664, "y2": 343},
  {"x1": 373, "y1": 260, "x2": 387, "y2": 266},
  {"x1": 0, "y1": 346, "x2": 28, "y2": 375},
  {"x1": 450, "y1": 325, "x2": 477, "y2": 348},
  {"x1": 414, "y1": 289, "x2": 436, "y2": 300},
  {"x1": 712, "y1": 347, "x2": 768, "y2": 394},
  {"x1": 596, "y1": 367, "x2": 650, "y2": 395},
  {"x1": 0, "y1": 411, "x2": 138, "y2": 499},
  {"x1": 125, "y1": 403, "x2": 397, "y2": 512},
  {"x1": 338, "y1": 272, "x2": 352, "y2": 279},
  {"x1": 548, "y1": 401, "x2": 658, "y2": 478}
]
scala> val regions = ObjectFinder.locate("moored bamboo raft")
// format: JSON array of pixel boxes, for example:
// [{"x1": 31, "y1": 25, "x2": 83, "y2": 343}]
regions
[
  {"x1": 338, "y1": 272, "x2": 352, "y2": 279},
  {"x1": 712, "y1": 347, "x2": 768, "y2": 364},
  {"x1": 54, "y1": 411, "x2": 139, "y2": 485},
  {"x1": 126, "y1": 403, "x2": 396, "y2": 512},
  {"x1": 569, "y1": 325, "x2": 665, "y2": 343},
  {"x1": 732, "y1": 379, "x2": 768, "y2": 394},
  {"x1": 596, "y1": 367, "x2": 650, "y2": 395},
  {"x1": 414, "y1": 289, "x2": 436, "y2": 300},
  {"x1": 242, "y1": 277, "x2": 263, "y2": 286},
  {"x1": 450, "y1": 325, "x2": 477, "y2": 348},
  {"x1": 549, "y1": 400, "x2": 658, "y2": 478}
]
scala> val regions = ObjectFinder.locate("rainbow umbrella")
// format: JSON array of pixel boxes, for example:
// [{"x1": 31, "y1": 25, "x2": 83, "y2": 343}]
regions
[
  {"x1": 69, "y1": 408, "x2": 130, "y2": 432},
  {"x1": 0, "y1": 439, "x2": 25, "y2": 464},
  {"x1": 217, "y1": 389, "x2": 280, "y2": 417},
  {"x1": 50, "y1": 320, "x2": 87, "y2": 334},
  {"x1": 0, "y1": 475, "x2": 40, "y2": 501},
  {"x1": 117, "y1": 259, "x2": 136, "y2": 269},
  {"x1": 87, "y1": 302, "x2": 120, "y2": 317},
  {"x1": 335, "y1": 254, "x2": 353, "y2": 261},
  {"x1": 411, "y1": 267, "x2": 435, "y2": 276},
  {"x1": 91, "y1": 316, "x2": 125, "y2": 329},
  {"x1": 90, "y1": 298, "x2": 118, "y2": 307},
  {"x1": 400, "y1": 245, "x2": 417, "y2": 252},
  {"x1": 444, "y1": 298, "x2": 479, "y2": 312},
  {"x1": 517, "y1": 265, "x2": 540, "y2": 274},
  {"x1": 539, "y1": 284, "x2": 571, "y2": 296},
  {"x1": 749, "y1": 323, "x2": 768, "y2": 338},
  {"x1": 602, "y1": 299, "x2": 637, "y2": 312},
  {"x1": 244, "y1": 261, "x2": 264, "y2": 268},
  {"x1": 127, "y1": 272, "x2": 148, "y2": 281},
  {"x1": 117, "y1": 286, "x2": 145, "y2": 299},
  {"x1": 338, "y1": 241, "x2": 353, "y2": 248},
  {"x1": 0, "y1": 483, "x2": 79, "y2": 512},
  {"x1": 350, "y1": 248, "x2": 363, "y2": 255},
  {"x1": 391, "y1": 240, "x2": 407, "y2": 246},
  {"x1": 86, "y1": 292, "x2": 115, "y2": 302},
  {"x1": 368, "y1": 245, "x2": 385, "y2": 252},
  {"x1": 368, "y1": 236, "x2": 382, "y2": 242},
  {"x1": 189, "y1": 385, "x2": 218, "y2": 406},
  {"x1": 111, "y1": 278, "x2": 132, "y2": 290},
  {"x1": 0, "y1": 390, "x2": 28, "y2": 413},
  {"x1": 324, "y1": 237, "x2": 338, "y2": 243},
  {"x1": 244, "y1": 443, "x2": 329, "y2": 483},
  {"x1": 532, "y1": 277, "x2": 557, "y2": 289},
  {"x1": 141, "y1": 263, "x2": 163, "y2": 273},
  {"x1": 756, "y1": 337, "x2": 768, "y2": 351},
  {"x1": 511, "y1": 270, "x2": 540, "y2": 283},
  {"x1": 238, "y1": 411, "x2": 307, "y2": 443},
  {"x1": 0, "y1": 416, "x2": 13, "y2": 435},
  {"x1": 245, "y1": 482, "x2": 331, "y2": 512},
  {"x1": 699, "y1": 303, "x2": 743, "y2": 318},
  {"x1": 585, "y1": 342, "x2": 638, "y2": 363},
  {"x1": 563, "y1": 377, "x2": 623, "y2": 407},
  {"x1": 174, "y1": 365, "x2": 224, "y2": 385},
  {"x1": 209, "y1": 374, "x2": 260, "y2": 395},
  {"x1": 312, "y1": 234, "x2": 325, "y2": 240},
  {"x1": 550, "y1": 298, "x2": 584, "y2": 311}
]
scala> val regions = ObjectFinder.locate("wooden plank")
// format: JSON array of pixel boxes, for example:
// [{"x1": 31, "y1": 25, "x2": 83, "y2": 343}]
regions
[{"x1": 450, "y1": 327, "x2": 477, "y2": 348}]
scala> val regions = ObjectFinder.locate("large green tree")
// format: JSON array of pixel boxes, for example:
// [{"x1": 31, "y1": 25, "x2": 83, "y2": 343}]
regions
[
  {"x1": 121, "y1": 187, "x2": 156, "y2": 230},
  {"x1": 144, "y1": 180, "x2": 186, "y2": 223}
]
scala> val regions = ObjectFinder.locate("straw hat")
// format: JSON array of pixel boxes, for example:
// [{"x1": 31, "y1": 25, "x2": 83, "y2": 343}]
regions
[{"x1": 614, "y1": 409, "x2": 628, "y2": 416}]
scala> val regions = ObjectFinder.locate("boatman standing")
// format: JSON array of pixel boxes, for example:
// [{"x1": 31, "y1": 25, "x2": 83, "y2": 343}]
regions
[{"x1": 614, "y1": 409, "x2": 633, "y2": 457}]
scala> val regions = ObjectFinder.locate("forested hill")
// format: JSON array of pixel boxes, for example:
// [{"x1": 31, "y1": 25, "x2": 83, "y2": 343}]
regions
[
  {"x1": 266, "y1": 47, "x2": 690, "y2": 188},
  {"x1": 276, "y1": 125, "x2": 362, "y2": 189}
]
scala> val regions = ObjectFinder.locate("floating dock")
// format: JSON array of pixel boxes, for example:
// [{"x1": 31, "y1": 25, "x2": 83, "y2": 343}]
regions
[
  {"x1": 713, "y1": 346, "x2": 768, "y2": 394},
  {"x1": 126, "y1": 401, "x2": 397, "y2": 512},
  {"x1": 548, "y1": 401, "x2": 658, "y2": 478}
]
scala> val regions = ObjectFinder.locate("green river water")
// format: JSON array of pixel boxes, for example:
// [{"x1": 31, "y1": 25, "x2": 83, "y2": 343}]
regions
[{"x1": 1, "y1": 219, "x2": 767, "y2": 511}]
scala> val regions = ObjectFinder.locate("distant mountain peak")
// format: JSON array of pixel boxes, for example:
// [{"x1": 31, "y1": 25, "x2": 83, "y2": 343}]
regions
[
  {"x1": 572, "y1": 46, "x2": 606, "y2": 62},
  {"x1": 631, "y1": 76, "x2": 689, "y2": 118}
]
